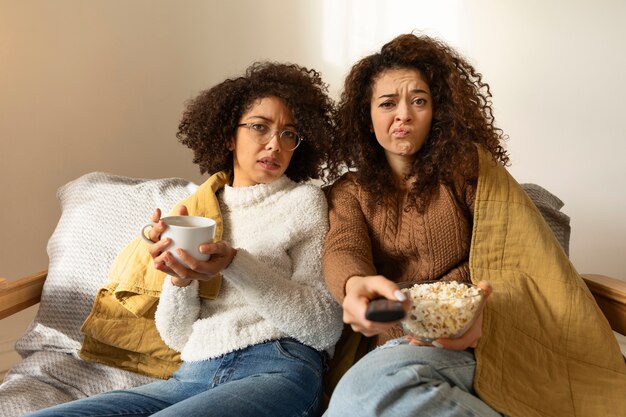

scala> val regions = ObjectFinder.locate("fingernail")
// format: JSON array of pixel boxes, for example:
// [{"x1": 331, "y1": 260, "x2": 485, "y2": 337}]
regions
[
  {"x1": 394, "y1": 290, "x2": 406, "y2": 302},
  {"x1": 432, "y1": 341, "x2": 443, "y2": 348}
]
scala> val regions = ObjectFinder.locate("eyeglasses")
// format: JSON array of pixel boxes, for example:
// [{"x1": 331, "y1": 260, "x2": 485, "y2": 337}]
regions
[{"x1": 237, "y1": 122, "x2": 303, "y2": 151}]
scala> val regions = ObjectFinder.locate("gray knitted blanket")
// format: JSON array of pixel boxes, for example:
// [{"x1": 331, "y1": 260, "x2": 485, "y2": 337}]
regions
[{"x1": 0, "y1": 172, "x2": 197, "y2": 417}]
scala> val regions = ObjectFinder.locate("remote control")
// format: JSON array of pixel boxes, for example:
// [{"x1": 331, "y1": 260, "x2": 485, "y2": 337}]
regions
[{"x1": 365, "y1": 298, "x2": 406, "y2": 322}]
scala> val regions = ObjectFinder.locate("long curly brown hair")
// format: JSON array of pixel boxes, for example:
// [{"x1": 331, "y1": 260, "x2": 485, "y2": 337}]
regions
[
  {"x1": 329, "y1": 33, "x2": 509, "y2": 210},
  {"x1": 177, "y1": 62, "x2": 336, "y2": 183}
]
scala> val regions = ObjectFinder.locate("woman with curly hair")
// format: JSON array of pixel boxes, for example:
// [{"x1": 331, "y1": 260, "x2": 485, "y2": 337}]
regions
[
  {"x1": 323, "y1": 32, "x2": 626, "y2": 417},
  {"x1": 322, "y1": 33, "x2": 507, "y2": 416},
  {"x1": 26, "y1": 62, "x2": 343, "y2": 417}
]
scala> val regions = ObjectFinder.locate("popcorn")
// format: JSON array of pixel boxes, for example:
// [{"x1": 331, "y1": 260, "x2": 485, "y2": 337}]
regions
[{"x1": 401, "y1": 281, "x2": 484, "y2": 341}]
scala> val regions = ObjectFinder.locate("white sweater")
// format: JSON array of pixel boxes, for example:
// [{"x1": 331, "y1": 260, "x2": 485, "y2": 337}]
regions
[{"x1": 154, "y1": 176, "x2": 343, "y2": 362}]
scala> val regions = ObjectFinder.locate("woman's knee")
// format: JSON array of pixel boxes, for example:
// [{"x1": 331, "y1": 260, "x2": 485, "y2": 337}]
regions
[{"x1": 326, "y1": 344, "x2": 482, "y2": 416}]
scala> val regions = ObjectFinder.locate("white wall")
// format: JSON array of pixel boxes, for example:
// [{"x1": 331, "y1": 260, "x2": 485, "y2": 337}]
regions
[
  {"x1": 460, "y1": 1, "x2": 626, "y2": 279},
  {"x1": 1, "y1": 0, "x2": 625, "y2": 375}
]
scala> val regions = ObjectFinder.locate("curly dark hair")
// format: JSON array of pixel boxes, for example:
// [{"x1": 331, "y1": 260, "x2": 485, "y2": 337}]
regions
[
  {"x1": 328, "y1": 33, "x2": 509, "y2": 210},
  {"x1": 177, "y1": 62, "x2": 336, "y2": 183}
]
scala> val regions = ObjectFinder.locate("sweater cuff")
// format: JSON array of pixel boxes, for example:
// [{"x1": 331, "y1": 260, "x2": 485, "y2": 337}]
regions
[{"x1": 162, "y1": 275, "x2": 199, "y2": 298}]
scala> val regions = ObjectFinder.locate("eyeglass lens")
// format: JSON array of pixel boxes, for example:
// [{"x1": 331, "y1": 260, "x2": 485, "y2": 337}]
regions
[{"x1": 245, "y1": 123, "x2": 301, "y2": 150}]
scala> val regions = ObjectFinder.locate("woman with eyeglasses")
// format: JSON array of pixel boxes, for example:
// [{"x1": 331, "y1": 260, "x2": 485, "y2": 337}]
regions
[{"x1": 25, "y1": 62, "x2": 343, "y2": 417}]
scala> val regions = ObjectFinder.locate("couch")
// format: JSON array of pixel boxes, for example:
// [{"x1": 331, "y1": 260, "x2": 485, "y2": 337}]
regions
[{"x1": 1, "y1": 172, "x2": 625, "y2": 417}]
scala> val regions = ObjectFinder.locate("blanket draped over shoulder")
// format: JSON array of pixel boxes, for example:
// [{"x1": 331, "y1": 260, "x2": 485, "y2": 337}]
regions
[
  {"x1": 471, "y1": 148, "x2": 626, "y2": 417},
  {"x1": 80, "y1": 172, "x2": 229, "y2": 378}
]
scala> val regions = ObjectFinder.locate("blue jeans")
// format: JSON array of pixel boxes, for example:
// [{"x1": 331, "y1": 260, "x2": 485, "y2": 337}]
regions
[
  {"x1": 324, "y1": 338, "x2": 503, "y2": 417},
  {"x1": 24, "y1": 339, "x2": 324, "y2": 417}
]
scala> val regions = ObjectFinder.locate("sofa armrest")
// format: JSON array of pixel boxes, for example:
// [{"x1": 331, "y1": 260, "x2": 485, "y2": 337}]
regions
[
  {"x1": 582, "y1": 274, "x2": 626, "y2": 335},
  {"x1": 0, "y1": 271, "x2": 47, "y2": 320}
]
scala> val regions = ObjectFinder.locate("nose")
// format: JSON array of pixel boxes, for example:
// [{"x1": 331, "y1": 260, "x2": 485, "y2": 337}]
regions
[
  {"x1": 264, "y1": 131, "x2": 282, "y2": 152},
  {"x1": 395, "y1": 101, "x2": 412, "y2": 123}
]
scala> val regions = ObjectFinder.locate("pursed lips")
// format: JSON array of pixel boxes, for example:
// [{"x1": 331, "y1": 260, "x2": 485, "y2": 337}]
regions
[{"x1": 392, "y1": 127, "x2": 411, "y2": 138}]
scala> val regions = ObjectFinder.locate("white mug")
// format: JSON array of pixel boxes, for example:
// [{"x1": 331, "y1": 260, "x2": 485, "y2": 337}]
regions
[{"x1": 141, "y1": 215, "x2": 216, "y2": 268}]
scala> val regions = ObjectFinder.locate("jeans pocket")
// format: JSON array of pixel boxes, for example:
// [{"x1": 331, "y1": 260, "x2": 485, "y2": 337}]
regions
[{"x1": 273, "y1": 339, "x2": 323, "y2": 376}]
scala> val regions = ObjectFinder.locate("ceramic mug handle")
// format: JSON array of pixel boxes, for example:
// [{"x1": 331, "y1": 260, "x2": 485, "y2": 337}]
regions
[{"x1": 140, "y1": 222, "x2": 157, "y2": 244}]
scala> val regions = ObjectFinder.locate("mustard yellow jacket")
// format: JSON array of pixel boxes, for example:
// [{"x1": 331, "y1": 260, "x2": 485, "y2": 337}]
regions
[{"x1": 80, "y1": 172, "x2": 229, "y2": 378}]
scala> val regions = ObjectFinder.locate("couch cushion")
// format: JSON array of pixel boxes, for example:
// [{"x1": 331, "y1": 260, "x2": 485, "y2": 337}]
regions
[
  {"x1": 521, "y1": 183, "x2": 571, "y2": 255},
  {"x1": 0, "y1": 172, "x2": 197, "y2": 417}
]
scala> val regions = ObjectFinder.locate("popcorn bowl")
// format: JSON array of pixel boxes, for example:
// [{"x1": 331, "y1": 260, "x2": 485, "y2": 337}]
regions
[{"x1": 399, "y1": 280, "x2": 485, "y2": 342}]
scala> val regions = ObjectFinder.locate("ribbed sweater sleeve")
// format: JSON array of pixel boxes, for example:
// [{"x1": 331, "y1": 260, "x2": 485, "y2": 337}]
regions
[{"x1": 322, "y1": 177, "x2": 377, "y2": 303}]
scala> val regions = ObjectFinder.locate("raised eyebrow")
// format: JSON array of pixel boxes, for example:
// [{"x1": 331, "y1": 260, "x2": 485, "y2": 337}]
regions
[
  {"x1": 376, "y1": 88, "x2": 431, "y2": 99},
  {"x1": 411, "y1": 88, "x2": 431, "y2": 96},
  {"x1": 244, "y1": 116, "x2": 271, "y2": 123}
]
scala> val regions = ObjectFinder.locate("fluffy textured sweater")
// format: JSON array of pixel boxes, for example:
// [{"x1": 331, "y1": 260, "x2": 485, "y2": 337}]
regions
[
  {"x1": 155, "y1": 176, "x2": 343, "y2": 362},
  {"x1": 323, "y1": 172, "x2": 476, "y2": 345}
]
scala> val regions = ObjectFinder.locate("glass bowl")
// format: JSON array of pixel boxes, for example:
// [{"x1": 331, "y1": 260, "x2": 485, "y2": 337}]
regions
[{"x1": 399, "y1": 280, "x2": 485, "y2": 342}]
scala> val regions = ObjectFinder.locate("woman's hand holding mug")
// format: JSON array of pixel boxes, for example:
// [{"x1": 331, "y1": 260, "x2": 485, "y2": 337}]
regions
[{"x1": 142, "y1": 206, "x2": 234, "y2": 287}]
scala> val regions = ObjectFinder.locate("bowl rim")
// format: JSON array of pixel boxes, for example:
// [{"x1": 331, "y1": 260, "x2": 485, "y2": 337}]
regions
[
  {"x1": 399, "y1": 280, "x2": 485, "y2": 341},
  {"x1": 398, "y1": 280, "x2": 483, "y2": 300}
]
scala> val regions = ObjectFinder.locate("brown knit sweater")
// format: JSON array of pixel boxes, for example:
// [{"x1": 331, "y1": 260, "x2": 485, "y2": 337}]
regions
[{"x1": 322, "y1": 172, "x2": 476, "y2": 345}]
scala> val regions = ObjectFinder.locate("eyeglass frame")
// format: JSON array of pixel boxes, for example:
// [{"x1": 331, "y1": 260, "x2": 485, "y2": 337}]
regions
[{"x1": 236, "y1": 122, "x2": 303, "y2": 151}]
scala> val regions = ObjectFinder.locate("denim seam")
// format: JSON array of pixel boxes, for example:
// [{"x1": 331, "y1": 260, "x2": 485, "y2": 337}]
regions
[{"x1": 273, "y1": 340, "x2": 323, "y2": 377}]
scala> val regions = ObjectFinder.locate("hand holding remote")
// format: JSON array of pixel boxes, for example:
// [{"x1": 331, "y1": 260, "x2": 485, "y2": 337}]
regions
[
  {"x1": 365, "y1": 298, "x2": 406, "y2": 322},
  {"x1": 342, "y1": 275, "x2": 410, "y2": 336}
]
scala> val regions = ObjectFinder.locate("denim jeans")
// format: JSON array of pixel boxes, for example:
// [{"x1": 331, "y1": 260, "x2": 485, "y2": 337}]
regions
[
  {"x1": 324, "y1": 338, "x2": 503, "y2": 417},
  {"x1": 24, "y1": 339, "x2": 324, "y2": 417}
]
